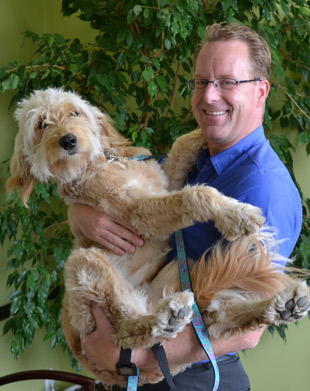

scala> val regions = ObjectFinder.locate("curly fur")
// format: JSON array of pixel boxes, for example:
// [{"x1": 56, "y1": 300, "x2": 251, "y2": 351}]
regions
[{"x1": 7, "y1": 88, "x2": 310, "y2": 386}]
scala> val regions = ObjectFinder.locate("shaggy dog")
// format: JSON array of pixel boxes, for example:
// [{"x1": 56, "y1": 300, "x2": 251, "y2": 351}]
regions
[{"x1": 7, "y1": 88, "x2": 310, "y2": 386}]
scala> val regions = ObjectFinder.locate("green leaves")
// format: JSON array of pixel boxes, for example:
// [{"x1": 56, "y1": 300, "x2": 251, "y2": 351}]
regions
[
  {"x1": 298, "y1": 132, "x2": 310, "y2": 147},
  {"x1": 133, "y1": 5, "x2": 143, "y2": 16},
  {"x1": 1, "y1": 181, "x2": 72, "y2": 358},
  {"x1": 2, "y1": 73, "x2": 20, "y2": 92},
  {"x1": 142, "y1": 66, "x2": 154, "y2": 83}
]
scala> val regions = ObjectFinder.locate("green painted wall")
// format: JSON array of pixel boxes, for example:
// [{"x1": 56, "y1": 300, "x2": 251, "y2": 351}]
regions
[{"x1": 0, "y1": 1, "x2": 309, "y2": 390}]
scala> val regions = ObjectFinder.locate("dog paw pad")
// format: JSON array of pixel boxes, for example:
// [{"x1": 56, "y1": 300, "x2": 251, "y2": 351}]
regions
[
  {"x1": 153, "y1": 293, "x2": 194, "y2": 338},
  {"x1": 169, "y1": 317, "x2": 177, "y2": 326},
  {"x1": 279, "y1": 310, "x2": 292, "y2": 321},
  {"x1": 285, "y1": 299, "x2": 294, "y2": 311},
  {"x1": 297, "y1": 296, "x2": 307, "y2": 308},
  {"x1": 178, "y1": 308, "x2": 185, "y2": 319},
  {"x1": 164, "y1": 306, "x2": 190, "y2": 332},
  {"x1": 178, "y1": 306, "x2": 190, "y2": 319},
  {"x1": 270, "y1": 281, "x2": 310, "y2": 325},
  {"x1": 164, "y1": 324, "x2": 180, "y2": 333}
]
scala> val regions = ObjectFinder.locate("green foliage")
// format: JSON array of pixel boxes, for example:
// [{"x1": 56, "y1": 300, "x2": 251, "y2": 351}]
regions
[
  {"x1": 0, "y1": 0, "x2": 310, "y2": 357},
  {"x1": 0, "y1": 182, "x2": 73, "y2": 360}
]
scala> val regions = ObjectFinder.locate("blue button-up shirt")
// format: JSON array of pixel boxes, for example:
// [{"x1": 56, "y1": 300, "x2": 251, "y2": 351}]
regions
[{"x1": 167, "y1": 125, "x2": 302, "y2": 262}]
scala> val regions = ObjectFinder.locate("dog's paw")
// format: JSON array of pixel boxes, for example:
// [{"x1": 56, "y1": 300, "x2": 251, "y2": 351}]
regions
[
  {"x1": 216, "y1": 202, "x2": 265, "y2": 241},
  {"x1": 152, "y1": 291, "x2": 194, "y2": 338},
  {"x1": 265, "y1": 280, "x2": 310, "y2": 325}
]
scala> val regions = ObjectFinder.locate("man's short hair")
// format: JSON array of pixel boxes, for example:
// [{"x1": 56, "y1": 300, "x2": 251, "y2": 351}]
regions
[{"x1": 198, "y1": 23, "x2": 271, "y2": 81}]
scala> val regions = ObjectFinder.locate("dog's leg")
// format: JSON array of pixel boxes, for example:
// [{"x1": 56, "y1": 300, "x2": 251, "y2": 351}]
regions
[
  {"x1": 130, "y1": 185, "x2": 264, "y2": 240},
  {"x1": 64, "y1": 247, "x2": 192, "y2": 349},
  {"x1": 64, "y1": 247, "x2": 145, "y2": 337},
  {"x1": 203, "y1": 280, "x2": 310, "y2": 339},
  {"x1": 163, "y1": 129, "x2": 207, "y2": 191},
  {"x1": 115, "y1": 290, "x2": 194, "y2": 348}
]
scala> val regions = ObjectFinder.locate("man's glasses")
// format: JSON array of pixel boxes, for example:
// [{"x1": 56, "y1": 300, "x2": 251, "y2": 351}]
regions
[{"x1": 186, "y1": 78, "x2": 261, "y2": 91}]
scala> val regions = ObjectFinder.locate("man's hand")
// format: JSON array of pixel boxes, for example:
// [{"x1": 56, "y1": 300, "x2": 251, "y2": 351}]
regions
[
  {"x1": 81, "y1": 306, "x2": 120, "y2": 372},
  {"x1": 68, "y1": 203, "x2": 144, "y2": 255}
]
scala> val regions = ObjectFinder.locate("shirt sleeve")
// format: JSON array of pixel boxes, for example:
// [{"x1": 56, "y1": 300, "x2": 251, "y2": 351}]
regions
[{"x1": 230, "y1": 170, "x2": 303, "y2": 257}]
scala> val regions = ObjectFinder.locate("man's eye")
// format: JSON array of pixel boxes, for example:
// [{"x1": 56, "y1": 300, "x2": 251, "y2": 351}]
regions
[
  {"x1": 220, "y1": 80, "x2": 235, "y2": 86},
  {"x1": 194, "y1": 80, "x2": 208, "y2": 89}
]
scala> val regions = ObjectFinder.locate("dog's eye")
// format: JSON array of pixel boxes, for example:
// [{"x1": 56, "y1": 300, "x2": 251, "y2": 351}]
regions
[
  {"x1": 70, "y1": 111, "x2": 79, "y2": 117},
  {"x1": 38, "y1": 120, "x2": 47, "y2": 130}
]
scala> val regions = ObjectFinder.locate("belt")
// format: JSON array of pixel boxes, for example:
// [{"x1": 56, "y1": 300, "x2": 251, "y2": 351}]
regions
[
  {"x1": 216, "y1": 354, "x2": 237, "y2": 363},
  {"x1": 194, "y1": 353, "x2": 238, "y2": 366}
]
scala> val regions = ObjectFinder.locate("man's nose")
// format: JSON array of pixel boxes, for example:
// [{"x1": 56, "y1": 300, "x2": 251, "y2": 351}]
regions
[{"x1": 203, "y1": 82, "x2": 221, "y2": 102}]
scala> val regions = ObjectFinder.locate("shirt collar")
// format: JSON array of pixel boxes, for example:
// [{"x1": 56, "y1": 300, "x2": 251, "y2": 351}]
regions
[{"x1": 206, "y1": 125, "x2": 266, "y2": 175}]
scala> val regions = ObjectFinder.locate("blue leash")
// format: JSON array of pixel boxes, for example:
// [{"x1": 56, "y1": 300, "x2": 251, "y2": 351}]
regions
[
  {"x1": 127, "y1": 369, "x2": 140, "y2": 391},
  {"x1": 175, "y1": 229, "x2": 220, "y2": 391}
]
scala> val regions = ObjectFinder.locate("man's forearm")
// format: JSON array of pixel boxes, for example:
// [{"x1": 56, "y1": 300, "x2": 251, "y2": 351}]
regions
[
  {"x1": 81, "y1": 306, "x2": 265, "y2": 372},
  {"x1": 132, "y1": 324, "x2": 266, "y2": 369}
]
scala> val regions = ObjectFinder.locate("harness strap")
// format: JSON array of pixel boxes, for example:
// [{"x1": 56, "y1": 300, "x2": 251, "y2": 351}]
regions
[
  {"x1": 125, "y1": 344, "x2": 176, "y2": 391},
  {"x1": 175, "y1": 229, "x2": 220, "y2": 391},
  {"x1": 151, "y1": 343, "x2": 177, "y2": 391}
]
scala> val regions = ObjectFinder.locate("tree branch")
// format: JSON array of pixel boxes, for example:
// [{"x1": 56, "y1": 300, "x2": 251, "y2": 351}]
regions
[
  {"x1": 166, "y1": 61, "x2": 181, "y2": 118},
  {"x1": 279, "y1": 85, "x2": 310, "y2": 120}
]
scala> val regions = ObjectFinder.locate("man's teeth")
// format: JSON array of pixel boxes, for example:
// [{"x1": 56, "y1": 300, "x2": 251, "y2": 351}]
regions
[{"x1": 205, "y1": 110, "x2": 227, "y2": 116}]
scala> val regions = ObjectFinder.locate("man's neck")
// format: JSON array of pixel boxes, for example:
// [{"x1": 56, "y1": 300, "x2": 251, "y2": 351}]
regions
[{"x1": 208, "y1": 124, "x2": 263, "y2": 156}]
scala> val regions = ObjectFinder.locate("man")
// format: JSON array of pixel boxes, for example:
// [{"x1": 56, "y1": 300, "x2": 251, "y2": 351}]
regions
[{"x1": 70, "y1": 23, "x2": 302, "y2": 390}]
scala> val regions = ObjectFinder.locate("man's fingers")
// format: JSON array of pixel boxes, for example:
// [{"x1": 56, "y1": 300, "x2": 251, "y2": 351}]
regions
[
  {"x1": 102, "y1": 220, "x2": 144, "y2": 249},
  {"x1": 95, "y1": 228, "x2": 140, "y2": 254},
  {"x1": 69, "y1": 204, "x2": 144, "y2": 254},
  {"x1": 107, "y1": 219, "x2": 144, "y2": 245}
]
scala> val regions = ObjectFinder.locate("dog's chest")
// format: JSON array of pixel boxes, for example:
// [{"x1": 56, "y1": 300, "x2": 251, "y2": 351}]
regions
[
  {"x1": 108, "y1": 239, "x2": 170, "y2": 288},
  {"x1": 96, "y1": 159, "x2": 169, "y2": 198},
  {"x1": 121, "y1": 160, "x2": 169, "y2": 195}
]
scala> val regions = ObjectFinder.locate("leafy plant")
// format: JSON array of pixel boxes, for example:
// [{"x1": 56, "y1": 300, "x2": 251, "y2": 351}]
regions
[
  {"x1": 0, "y1": 183, "x2": 73, "y2": 358},
  {"x1": 0, "y1": 0, "x2": 309, "y2": 358}
]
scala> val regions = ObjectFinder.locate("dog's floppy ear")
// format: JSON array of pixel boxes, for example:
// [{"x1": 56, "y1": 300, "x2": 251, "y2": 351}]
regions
[
  {"x1": 97, "y1": 112, "x2": 132, "y2": 151},
  {"x1": 6, "y1": 144, "x2": 36, "y2": 207}
]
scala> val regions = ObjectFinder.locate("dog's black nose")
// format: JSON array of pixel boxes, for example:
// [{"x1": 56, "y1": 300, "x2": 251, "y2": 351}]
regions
[{"x1": 59, "y1": 134, "x2": 78, "y2": 150}]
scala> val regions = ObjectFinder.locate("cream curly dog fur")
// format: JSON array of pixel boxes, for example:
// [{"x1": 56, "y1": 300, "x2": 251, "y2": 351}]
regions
[{"x1": 7, "y1": 88, "x2": 310, "y2": 386}]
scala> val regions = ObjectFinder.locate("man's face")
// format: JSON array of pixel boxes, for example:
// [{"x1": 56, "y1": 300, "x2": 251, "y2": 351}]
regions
[{"x1": 192, "y1": 40, "x2": 269, "y2": 155}]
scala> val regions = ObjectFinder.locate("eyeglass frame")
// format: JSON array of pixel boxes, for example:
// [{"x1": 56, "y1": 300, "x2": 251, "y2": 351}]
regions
[{"x1": 186, "y1": 78, "x2": 261, "y2": 91}]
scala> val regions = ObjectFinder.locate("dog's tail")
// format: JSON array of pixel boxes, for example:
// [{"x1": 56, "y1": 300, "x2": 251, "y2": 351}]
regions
[{"x1": 190, "y1": 231, "x2": 296, "y2": 309}]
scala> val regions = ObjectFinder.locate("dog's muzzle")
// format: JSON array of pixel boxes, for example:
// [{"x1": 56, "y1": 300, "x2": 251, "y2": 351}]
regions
[{"x1": 59, "y1": 133, "x2": 78, "y2": 151}]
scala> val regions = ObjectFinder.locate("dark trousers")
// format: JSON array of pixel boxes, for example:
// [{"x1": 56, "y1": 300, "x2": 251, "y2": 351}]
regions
[{"x1": 112, "y1": 354, "x2": 250, "y2": 391}]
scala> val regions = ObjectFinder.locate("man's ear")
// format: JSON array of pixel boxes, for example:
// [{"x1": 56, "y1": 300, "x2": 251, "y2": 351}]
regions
[{"x1": 256, "y1": 79, "x2": 270, "y2": 108}]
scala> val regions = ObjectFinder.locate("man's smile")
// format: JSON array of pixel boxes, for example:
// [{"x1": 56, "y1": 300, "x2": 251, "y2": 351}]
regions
[{"x1": 203, "y1": 110, "x2": 229, "y2": 116}]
